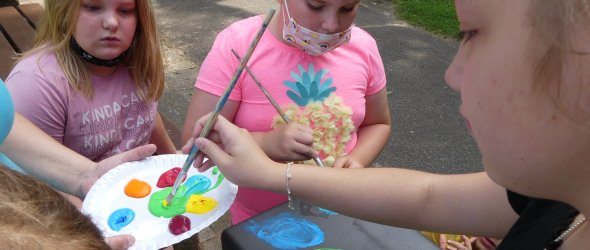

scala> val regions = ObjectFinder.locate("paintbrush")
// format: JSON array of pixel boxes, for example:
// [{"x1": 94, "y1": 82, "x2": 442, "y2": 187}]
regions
[
  {"x1": 164, "y1": 9, "x2": 276, "y2": 207},
  {"x1": 230, "y1": 49, "x2": 326, "y2": 168}
]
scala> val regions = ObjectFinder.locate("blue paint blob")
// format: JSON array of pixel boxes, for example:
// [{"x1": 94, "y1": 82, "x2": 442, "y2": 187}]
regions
[
  {"x1": 183, "y1": 175, "x2": 212, "y2": 196},
  {"x1": 108, "y1": 208, "x2": 135, "y2": 231},
  {"x1": 245, "y1": 212, "x2": 324, "y2": 250},
  {"x1": 319, "y1": 207, "x2": 338, "y2": 215}
]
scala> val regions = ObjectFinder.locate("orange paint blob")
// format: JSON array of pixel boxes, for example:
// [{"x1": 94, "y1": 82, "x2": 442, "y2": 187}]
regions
[{"x1": 124, "y1": 179, "x2": 152, "y2": 198}]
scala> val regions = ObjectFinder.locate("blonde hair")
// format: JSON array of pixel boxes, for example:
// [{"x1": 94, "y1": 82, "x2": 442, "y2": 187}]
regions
[
  {"x1": 0, "y1": 166, "x2": 109, "y2": 249},
  {"x1": 22, "y1": 0, "x2": 165, "y2": 102},
  {"x1": 530, "y1": 0, "x2": 590, "y2": 114}
]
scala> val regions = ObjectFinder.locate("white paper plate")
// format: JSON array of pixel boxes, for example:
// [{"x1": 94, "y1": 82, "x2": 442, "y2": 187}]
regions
[{"x1": 81, "y1": 154, "x2": 237, "y2": 250}]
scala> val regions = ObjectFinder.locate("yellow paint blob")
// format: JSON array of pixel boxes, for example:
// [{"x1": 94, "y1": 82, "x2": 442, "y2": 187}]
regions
[
  {"x1": 124, "y1": 178, "x2": 152, "y2": 198},
  {"x1": 186, "y1": 195, "x2": 217, "y2": 214}
]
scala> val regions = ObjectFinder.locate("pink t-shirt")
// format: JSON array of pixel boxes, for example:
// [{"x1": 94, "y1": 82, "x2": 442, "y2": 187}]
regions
[
  {"x1": 6, "y1": 52, "x2": 157, "y2": 161},
  {"x1": 197, "y1": 16, "x2": 386, "y2": 224}
]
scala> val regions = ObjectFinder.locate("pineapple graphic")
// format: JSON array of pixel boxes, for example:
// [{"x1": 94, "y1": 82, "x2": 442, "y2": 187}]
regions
[{"x1": 271, "y1": 64, "x2": 355, "y2": 167}]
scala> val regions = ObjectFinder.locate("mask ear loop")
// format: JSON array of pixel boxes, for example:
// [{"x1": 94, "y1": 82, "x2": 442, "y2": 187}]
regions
[{"x1": 283, "y1": 0, "x2": 293, "y2": 23}]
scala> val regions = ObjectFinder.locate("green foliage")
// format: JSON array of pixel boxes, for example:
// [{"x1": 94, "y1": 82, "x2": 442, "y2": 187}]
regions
[{"x1": 393, "y1": 0, "x2": 460, "y2": 38}]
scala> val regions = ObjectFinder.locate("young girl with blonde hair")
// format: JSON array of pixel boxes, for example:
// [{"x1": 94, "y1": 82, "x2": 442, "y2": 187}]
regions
[{"x1": 6, "y1": 0, "x2": 175, "y2": 162}]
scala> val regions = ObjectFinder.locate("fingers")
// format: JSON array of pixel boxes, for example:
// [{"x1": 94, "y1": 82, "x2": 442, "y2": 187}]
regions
[
  {"x1": 332, "y1": 156, "x2": 347, "y2": 168},
  {"x1": 105, "y1": 235, "x2": 135, "y2": 250},
  {"x1": 445, "y1": 235, "x2": 475, "y2": 250},
  {"x1": 82, "y1": 144, "x2": 157, "y2": 197},
  {"x1": 439, "y1": 234, "x2": 447, "y2": 250},
  {"x1": 108, "y1": 144, "x2": 157, "y2": 166},
  {"x1": 289, "y1": 143, "x2": 317, "y2": 160},
  {"x1": 194, "y1": 137, "x2": 230, "y2": 170},
  {"x1": 193, "y1": 114, "x2": 241, "y2": 141},
  {"x1": 463, "y1": 235, "x2": 476, "y2": 250},
  {"x1": 181, "y1": 137, "x2": 195, "y2": 154},
  {"x1": 291, "y1": 124, "x2": 314, "y2": 144},
  {"x1": 198, "y1": 158, "x2": 217, "y2": 173}
]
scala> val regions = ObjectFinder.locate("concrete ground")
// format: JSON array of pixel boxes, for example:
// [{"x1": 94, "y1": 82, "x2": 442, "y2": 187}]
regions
[{"x1": 18, "y1": 0, "x2": 483, "y2": 249}]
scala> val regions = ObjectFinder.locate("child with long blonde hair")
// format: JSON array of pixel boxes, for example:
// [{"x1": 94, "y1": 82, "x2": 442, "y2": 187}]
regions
[{"x1": 6, "y1": 0, "x2": 175, "y2": 162}]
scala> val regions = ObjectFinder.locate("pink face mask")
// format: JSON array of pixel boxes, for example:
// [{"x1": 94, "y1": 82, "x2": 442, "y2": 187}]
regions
[{"x1": 282, "y1": 0, "x2": 353, "y2": 56}]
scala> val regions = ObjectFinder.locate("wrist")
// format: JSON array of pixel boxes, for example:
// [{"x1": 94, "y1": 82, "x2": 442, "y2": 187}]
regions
[
  {"x1": 252, "y1": 132, "x2": 277, "y2": 158},
  {"x1": 286, "y1": 162, "x2": 294, "y2": 209},
  {"x1": 260, "y1": 161, "x2": 287, "y2": 193},
  {"x1": 77, "y1": 163, "x2": 99, "y2": 199}
]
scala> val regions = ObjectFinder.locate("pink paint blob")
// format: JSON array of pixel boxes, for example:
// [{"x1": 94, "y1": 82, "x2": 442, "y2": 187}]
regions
[
  {"x1": 157, "y1": 167, "x2": 187, "y2": 188},
  {"x1": 169, "y1": 215, "x2": 191, "y2": 235}
]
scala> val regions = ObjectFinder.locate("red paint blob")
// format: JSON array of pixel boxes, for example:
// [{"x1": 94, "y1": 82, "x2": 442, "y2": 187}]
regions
[
  {"x1": 169, "y1": 215, "x2": 191, "y2": 235},
  {"x1": 157, "y1": 167, "x2": 186, "y2": 188}
]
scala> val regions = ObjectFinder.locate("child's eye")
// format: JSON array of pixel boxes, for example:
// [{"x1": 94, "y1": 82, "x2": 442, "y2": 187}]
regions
[
  {"x1": 459, "y1": 30, "x2": 478, "y2": 43},
  {"x1": 307, "y1": 3, "x2": 324, "y2": 11},
  {"x1": 83, "y1": 4, "x2": 101, "y2": 12},
  {"x1": 119, "y1": 8, "x2": 135, "y2": 15},
  {"x1": 340, "y1": 4, "x2": 358, "y2": 13}
]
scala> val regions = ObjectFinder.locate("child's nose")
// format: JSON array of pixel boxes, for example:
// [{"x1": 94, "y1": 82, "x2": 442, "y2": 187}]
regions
[
  {"x1": 102, "y1": 12, "x2": 119, "y2": 30},
  {"x1": 445, "y1": 58, "x2": 462, "y2": 92},
  {"x1": 321, "y1": 14, "x2": 340, "y2": 34}
]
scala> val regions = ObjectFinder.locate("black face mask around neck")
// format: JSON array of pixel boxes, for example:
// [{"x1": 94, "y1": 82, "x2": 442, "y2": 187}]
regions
[{"x1": 70, "y1": 38, "x2": 129, "y2": 67}]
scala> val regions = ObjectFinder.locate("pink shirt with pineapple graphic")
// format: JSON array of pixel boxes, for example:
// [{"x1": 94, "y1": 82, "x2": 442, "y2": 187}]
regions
[{"x1": 196, "y1": 16, "x2": 386, "y2": 224}]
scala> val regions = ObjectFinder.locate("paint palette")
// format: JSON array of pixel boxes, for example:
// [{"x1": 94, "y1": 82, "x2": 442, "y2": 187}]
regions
[{"x1": 82, "y1": 154, "x2": 237, "y2": 250}]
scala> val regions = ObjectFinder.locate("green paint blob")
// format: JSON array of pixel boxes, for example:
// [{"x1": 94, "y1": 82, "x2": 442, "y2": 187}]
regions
[
  {"x1": 147, "y1": 171, "x2": 226, "y2": 218},
  {"x1": 209, "y1": 169, "x2": 225, "y2": 191},
  {"x1": 148, "y1": 186, "x2": 190, "y2": 218}
]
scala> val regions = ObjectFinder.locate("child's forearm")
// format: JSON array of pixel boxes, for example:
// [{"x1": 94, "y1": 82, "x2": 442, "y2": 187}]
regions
[
  {"x1": 250, "y1": 131, "x2": 278, "y2": 158},
  {"x1": 1, "y1": 114, "x2": 93, "y2": 196},
  {"x1": 150, "y1": 112, "x2": 177, "y2": 154},
  {"x1": 347, "y1": 123, "x2": 391, "y2": 167}
]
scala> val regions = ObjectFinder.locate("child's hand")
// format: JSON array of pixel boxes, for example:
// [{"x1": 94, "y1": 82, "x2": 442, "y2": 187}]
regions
[
  {"x1": 80, "y1": 144, "x2": 157, "y2": 198},
  {"x1": 261, "y1": 123, "x2": 316, "y2": 161},
  {"x1": 333, "y1": 155, "x2": 365, "y2": 168},
  {"x1": 105, "y1": 235, "x2": 135, "y2": 250},
  {"x1": 440, "y1": 234, "x2": 477, "y2": 250},
  {"x1": 186, "y1": 114, "x2": 279, "y2": 188}
]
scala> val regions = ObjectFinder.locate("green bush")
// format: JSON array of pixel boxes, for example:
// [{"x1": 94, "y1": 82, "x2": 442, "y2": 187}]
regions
[{"x1": 393, "y1": 0, "x2": 460, "y2": 38}]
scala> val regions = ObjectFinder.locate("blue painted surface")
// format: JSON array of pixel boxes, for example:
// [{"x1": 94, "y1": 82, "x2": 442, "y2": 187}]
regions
[
  {"x1": 245, "y1": 212, "x2": 324, "y2": 250},
  {"x1": 108, "y1": 208, "x2": 135, "y2": 231}
]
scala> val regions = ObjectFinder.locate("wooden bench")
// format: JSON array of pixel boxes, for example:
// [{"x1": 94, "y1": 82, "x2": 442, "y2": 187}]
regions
[{"x1": 0, "y1": 3, "x2": 43, "y2": 80}]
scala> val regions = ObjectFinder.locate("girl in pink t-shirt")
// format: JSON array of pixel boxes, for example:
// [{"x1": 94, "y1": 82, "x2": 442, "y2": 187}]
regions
[
  {"x1": 183, "y1": 0, "x2": 391, "y2": 224},
  {"x1": 7, "y1": 0, "x2": 176, "y2": 162}
]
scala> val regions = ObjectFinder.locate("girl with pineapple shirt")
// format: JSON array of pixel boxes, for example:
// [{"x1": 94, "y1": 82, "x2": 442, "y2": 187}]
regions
[{"x1": 182, "y1": 0, "x2": 391, "y2": 224}]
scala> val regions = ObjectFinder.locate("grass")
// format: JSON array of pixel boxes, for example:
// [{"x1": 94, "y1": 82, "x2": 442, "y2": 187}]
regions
[{"x1": 392, "y1": 0, "x2": 460, "y2": 39}]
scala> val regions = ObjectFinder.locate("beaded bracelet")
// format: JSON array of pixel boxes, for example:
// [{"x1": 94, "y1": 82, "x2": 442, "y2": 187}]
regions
[{"x1": 286, "y1": 162, "x2": 294, "y2": 209}]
